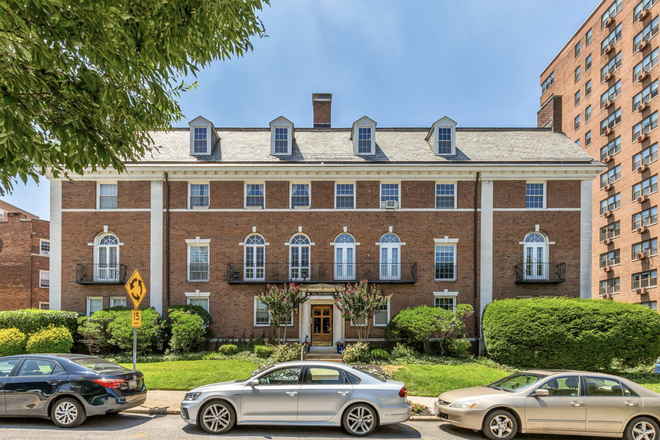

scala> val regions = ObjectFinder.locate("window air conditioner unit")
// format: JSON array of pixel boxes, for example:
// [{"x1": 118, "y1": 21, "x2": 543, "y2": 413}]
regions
[
  {"x1": 605, "y1": 17, "x2": 615, "y2": 27},
  {"x1": 638, "y1": 164, "x2": 649, "y2": 173},
  {"x1": 640, "y1": 9, "x2": 651, "y2": 20},
  {"x1": 639, "y1": 40, "x2": 650, "y2": 51},
  {"x1": 636, "y1": 287, "x2": 648, "y2": 295},
  {"x1": 638, "y1": 71, "x2": 650, "y2": 81},
  {"x1": 638, "y1": 102, "x2": 650, "y2": 112},
  {"x1": 604, "y1": 74, "x2": 614, "y2": 83},
  {"x1": 638, "y1": 133, "x2": 649, "y2": 143},
  {"x1": 637, "y1": 195, "x2": 649, "y2": 203},
  {"x1": 603, "y1": 265, "x2": 613, "y2": 272},
  {"x1": 603, "y1": 155, "x2": 613, "y2": 163},
  {"x1": 604, "y1": 184, "x2": 614, "y2": 191},
  {"x1": 603, "y1": 238, "x2": 613, "y2": 245},
  {"x1": 604, "y1": 128, "x2": 613, "y2": 136},
  {"x1": 637, "y1": 251, "x2": 648, "y2": 260},
  {"x1": 384, "y1": 200, "x2": 399, "y2": 209},
  {"x1": 637, "y1": 225, "x2": 649, "y2": 234},
  {"x1": 604, "y1": 210, "x2": 613, "y2": 217}
]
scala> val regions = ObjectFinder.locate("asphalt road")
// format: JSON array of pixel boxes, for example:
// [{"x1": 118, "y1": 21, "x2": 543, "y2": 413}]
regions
[{"x1": 0, "y1": 414, "x2": 615, "y2": 440}]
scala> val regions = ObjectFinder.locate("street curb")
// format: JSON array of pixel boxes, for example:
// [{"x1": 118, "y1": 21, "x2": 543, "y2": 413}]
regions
[{"x1": 125, "y1": 408, "x2": 441, "y2": 422}]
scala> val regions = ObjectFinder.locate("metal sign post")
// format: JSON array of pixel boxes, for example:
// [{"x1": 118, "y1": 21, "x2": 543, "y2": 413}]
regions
[{"x1": 125, "y1": 270, "x2": 147, "y2": 372}]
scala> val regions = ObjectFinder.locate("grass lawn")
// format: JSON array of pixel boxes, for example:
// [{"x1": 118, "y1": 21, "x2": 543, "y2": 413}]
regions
[
  {"x1": 120, "y1": 360, "x2": 258, "y2": 390},
  {"x1": 384, "y1": 363, "x2": 509, "y2": 397}
]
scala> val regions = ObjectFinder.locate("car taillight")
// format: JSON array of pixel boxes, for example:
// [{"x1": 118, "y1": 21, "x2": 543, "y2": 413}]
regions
[
  {"x1": 399, "y1": 387, "x2": 407, "y2": 398},
  {"x1": 92, "y1": 378, "x2": 126, "y2": 389}
]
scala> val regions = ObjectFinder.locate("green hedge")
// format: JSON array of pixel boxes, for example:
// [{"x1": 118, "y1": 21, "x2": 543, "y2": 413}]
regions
[
  {"x1": 26, "y1": 326, "x2": 74, "y2": 354},
  {"x1": 0, "y1": 328, "x2": 27, "y2": 356},
  {"x1": 169, "y1": 310, "x2": 206, "y2": 353},
  {"x1": 483, "y1": 298, "x2": 660, "y2": 370},
  {"x1": 168, "y1": 305, "x2": 212, "y2": 326},
  {"x1": 0, "y1": 309, "x2": 78, "y2": 336}
]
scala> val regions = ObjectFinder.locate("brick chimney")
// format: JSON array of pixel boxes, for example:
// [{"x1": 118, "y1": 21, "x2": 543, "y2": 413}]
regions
[{"x1": 312, "y1": 93, "x2": 332, "y2": 128}]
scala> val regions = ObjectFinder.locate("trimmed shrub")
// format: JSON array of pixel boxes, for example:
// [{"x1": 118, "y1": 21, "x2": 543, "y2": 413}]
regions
[
  {"x1": 168, "y1": 305, "x2": 212, "y2": 326},
  {"x1": 370, "y1": 348, "x2": 389, "y2": 360},
  {"x1": 169, "y1": 310, "x2": 206, "y2": 353},
  {"x1": 390, "y1": 343, "x2": 417, "y2": 359},
  {"x1": 447, "y1": 338, "x2": 472, "y2": 357},
  {"x1": 77, "y1": 316, "x2": 107, "y2": 355},
  {"x1": 218, "y1": 344, "x2": 238, "y2": 355},
  {"x1": 0, "y1": 309, "x2": 78, "y2": 336},
  {"x1": 0, "y1": 328, "x2": 27, "y2": 356},
  {"x1": 26, "y1": 326, "x2": 73, "y2": 354},
  {"x1": 106, "y1": 308, "x2": 162, "y2": 354},
  {"x1": 269, "y1": 343, "x2": 301, "y2": 363},
  {"x1": 254, "y1": 345, "x2": 273, "y2": 358},
  {"x1": 483, "y1": 298, "x2": 660, "y2": 370},
  {"x1": 343, "y1": 342, "x2": 370, "y2": 364}
]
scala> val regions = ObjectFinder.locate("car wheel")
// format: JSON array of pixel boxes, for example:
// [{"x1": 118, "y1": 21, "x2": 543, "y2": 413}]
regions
[
  {"x1": 50, "y1": 397, "x2": 86, "y2": 428},
  {"x1": 482, "y1": 409, "x2": 518, "y2": 440},
  {"x1": 199, "y1": 400, "x2": 236, "y2": 434},
  {"x1": 626, "y1": 416, "x2": 660, "y2": 440},
  {"x1": 343, "y1": 403, "x2": 378, "y2": 436}
]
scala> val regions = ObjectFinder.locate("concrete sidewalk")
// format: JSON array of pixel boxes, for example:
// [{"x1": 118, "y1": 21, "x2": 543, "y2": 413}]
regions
[{"x1": 125, "y1": 390, "x2": 437, "y2": 420}]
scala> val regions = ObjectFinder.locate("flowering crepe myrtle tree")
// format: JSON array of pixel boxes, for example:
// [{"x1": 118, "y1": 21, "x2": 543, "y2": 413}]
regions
[
  {"x1": 333, "y1": 280, "x2": 390, "y2": 342},
  {"x1": 257, "y1": 283, "x2": 307, "y2": 345}
]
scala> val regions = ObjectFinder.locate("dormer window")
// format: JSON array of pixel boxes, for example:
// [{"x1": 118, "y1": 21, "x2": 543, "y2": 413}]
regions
[
  {"x1": 193, "y1": 127, "x2": 208, "y2": 154},
  {"x1": 270, "y1": 116, "x2": 294, "y2": 155},
  {"x1": 351, "y1": 116, "x2": 376, "y2": 155},
  {"x1": 428, "y1": 116, "x2": 457, "y2": 156}
]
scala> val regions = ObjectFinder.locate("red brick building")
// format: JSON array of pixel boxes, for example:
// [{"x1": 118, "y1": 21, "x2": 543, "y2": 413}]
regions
[
  {"x1": 538, "y1": 0, "x2": 660, "y2": 307},
  {"x1": 48, "y1": 94, "x2": 602, "y2": 344},
  {"x1": 0, "y1": 200, "x2": 50, "y2": 310}
]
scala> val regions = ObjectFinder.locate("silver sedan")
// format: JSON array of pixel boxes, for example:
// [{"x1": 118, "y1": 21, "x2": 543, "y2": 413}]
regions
[{"x1": 180, "y1": 361, "x2": 411, "y2": 436}]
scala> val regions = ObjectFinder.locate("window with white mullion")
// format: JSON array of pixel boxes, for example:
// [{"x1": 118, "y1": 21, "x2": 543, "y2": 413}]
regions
[
  {"x1": 289, "y1": 234, "x2": 311, "y2": 281},
  {"x1": 245, "y1": 184, "x2": 265, "y2": 209},
  {"x1": 636, "y1": 0, "x2": 660, "y2": 22},
  {"x1": 601, "y1": 80, "x2": 621, "y2": 108},
  {"x1": 335, "y1": 184, "x2": 355, "y2": 209},
  {"x1": 274, "y1": 127, "x2": 289, "y2": 154},
  {"x1": 525, "y1": 183, "x2": 545, "y2": 209},
  {"x1": 634, "y1": 80, "x2": 659, "y2": 111},
  {"x1": 601, "y1": 136, "x2": 622, "y2": 161},
  {"x1": 193, "y1": 127, "x2": 208, "y2": 154},
  {"x1": 244, "y1": 235, "x2": 265, "y2": 281},
  {"x1": 600, "y1": 278, "x2": 620, "y2": 295},
  {"x1": 634, "y1": 206, "x2": 659, "y2": 229},
  {"x1": 189, "y1": 183, "x2": 209, "y2": 208},
  {"x1": 291, "y1": 184, "x2": 310, "y2": 208},
  {"x1": 634, "y1": 48, "x2": 660, "y2": 81},
  {"x1": 634, "y1": 112, "x2": 659, "y2": 140},
  {"x1": 633, "y1": 238, "x2": 658, "y2": 258},
  {"x1": 435, "y1": 184, "x2": 456, "y2": 209},
  {"x1": 188, "y1": 245, "x2": 209, "y2": 282},
  {"x1": 435, "y1": 245, "x2": 456, "y2": 281},
  {"x1": 98, "y1": 183, "x2": 117, "y2": 209},
  {"x1": 601, "y1": 52, "x2": 622, "y2": 81},
  {"x1": 634, "y1": 16, "x2": 660, "y2": 52},
  {"x1": 357, "y1": 127, "x2": 373, "y2": 154},
  {"x1": 380, "y1": 183, "x2": 400, "y2": 208},
  {"x1": 40, "y1": 240, "x2": 50, "y2": 256},
  {"x1": 373, "y1": 301, "x2": 389, "y2": 327},
  {"x1": 600, "y1": 165, "x2": 621, "y2": 188},
  {"x1": 254, "y1": 298, "x2": 270, "y2": 326},
  {"x1": 634, "y1": 143, "x2": 659, "y2": 169},
  {"x1": 601, "y1": 193, "x2": 621, "y2": 215},
  {"x1": 434, "y1": 296, "x2": 455, "y2": 311},
  {"x1": 633, "y1": 175, "x2": 659, "y2": 199},
  {"x1": 334, "y1": 233, "x2": 356, "y2": 281},
  {"x1": 437, "y1": 128, "x2": 453, "y2": 155},
  {"x1": 39, "y1": 271, "x2": 50, "y2": 288},
  {"x1": 379, "y1": 234, "x2": 401, "y2": 281}
]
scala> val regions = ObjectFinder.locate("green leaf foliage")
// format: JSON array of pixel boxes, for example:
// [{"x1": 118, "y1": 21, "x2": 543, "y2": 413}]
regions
[
  {"x1": 0, "y1": 0, "x2": 269, "y2": 194},
  {"x1": 257, "y1": 283, "x2": 307, "y2": 344},
  {"x1": 0, "y1": 328, "x2": 27, "y2": 356},
  {"x1": 105, "y1": 308, "x2": 163, "y2": 354},
  {"x1": 483, "y1": 298, "x2": 660, "y2": 370},
  {"x1": 342, "y1": 342, "x2": 371, "y2": 364},
  {"x1": 218, "y1": 344, "x2": 238, "y2": 355},
  {"x1": 333, "y1": 280, "x2": 391, "y2": 342},
  {"x1": 254, "y1": 345, "x2": 273, "y2": 358},
  {"x1": 168, "y1": 304, "x2": 212, "y2": 326},
  {"x1": 168, "y1": 309, "x2": 206, "y2": 353},
  {"x1": 26, "y1": 325, "x2": 73, "y2": 354},
  {"x1": 0, "y1": 309, "x2": 78, "y2": 336}
]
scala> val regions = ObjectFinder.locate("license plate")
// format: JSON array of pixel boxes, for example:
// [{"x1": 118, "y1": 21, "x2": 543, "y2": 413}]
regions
[
  {"x1": 440, "y1": 413, "x2": 448, "y2": 420},
  {"x1": 128, "y1": 380, "x2": 137, "y2": 389}
]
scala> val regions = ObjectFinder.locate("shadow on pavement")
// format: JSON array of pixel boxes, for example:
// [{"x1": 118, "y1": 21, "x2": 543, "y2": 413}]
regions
[
  {"x1": 0, "y1": 413, "x2": 164, "y2": 431},
  {"x1": 182, "y1": 423, "x2": 423, "y2": 438},
  {"x1": 439, "y1": 424, "x2": 485, "y2": 438}
]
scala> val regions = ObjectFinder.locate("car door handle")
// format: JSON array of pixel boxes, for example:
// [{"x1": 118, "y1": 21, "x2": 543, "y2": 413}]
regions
[
  {"x1": 338, "y1": 391, "x2": 350, "y2": 396},
  {"x1": 570, "y1": 401, "x2": 584, "y2": 407},
  {"x1": 285, "y1": 391, "x2": 297, "y2": 396},
  {"x1": 624, "y1": 401, "x2": 639, "y2": 407},
  {"x1": 47, "y1": 380, "x2": 62, "y2": 386}
]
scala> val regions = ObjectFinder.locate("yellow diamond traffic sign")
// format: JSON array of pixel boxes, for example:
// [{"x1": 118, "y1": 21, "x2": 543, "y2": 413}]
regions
[
  {"x1": 125, "y1": 269, "x2": 147, "y2": 309},
  {"x1": 131, "y1": 310, "x2": 142, "y2": 328}
]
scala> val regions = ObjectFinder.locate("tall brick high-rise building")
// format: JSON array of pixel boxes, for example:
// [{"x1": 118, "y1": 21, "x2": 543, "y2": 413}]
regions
[
  {"x1": 0, "y1": 200, "x2": 50, "y2": 310},
  {"x1": 48, "y1": 94, "x2": 602, "y2": 345},
  {"x1": 539, "y1": 0, "x2": 660, "y2": 307}
]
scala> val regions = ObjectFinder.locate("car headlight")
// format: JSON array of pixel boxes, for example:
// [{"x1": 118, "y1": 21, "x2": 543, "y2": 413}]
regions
[
  {"x1": 450, "y1": 399, "x2": 481, "y2": 409},
  {"x1": 183, "y1": 392, "x2": 202, "y2": 401}
]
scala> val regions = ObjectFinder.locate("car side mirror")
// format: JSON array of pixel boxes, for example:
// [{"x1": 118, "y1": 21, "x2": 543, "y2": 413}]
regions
[
  {"x1": 250, "y1": 379, "x2": 260, "y2": 387},
  {"x1": 532, "y1": 389, "x2": 549, "y2": 397}
]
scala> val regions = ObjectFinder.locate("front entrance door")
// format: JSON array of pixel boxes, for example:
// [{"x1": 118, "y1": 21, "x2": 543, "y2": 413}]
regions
[{"x1": 311, "y1": 305, "x2": 333, "y2": 346}]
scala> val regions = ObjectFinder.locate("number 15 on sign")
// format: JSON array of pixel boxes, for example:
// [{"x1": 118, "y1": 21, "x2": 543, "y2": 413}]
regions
[{"x1": 132, "y1": 310, "x2": 142, "y2": 328}]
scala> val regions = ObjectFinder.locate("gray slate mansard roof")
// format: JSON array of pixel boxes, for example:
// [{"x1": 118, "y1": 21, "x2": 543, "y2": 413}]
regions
[{"x1": 142, "y1": 127, "x2": 597, "y2": 164}]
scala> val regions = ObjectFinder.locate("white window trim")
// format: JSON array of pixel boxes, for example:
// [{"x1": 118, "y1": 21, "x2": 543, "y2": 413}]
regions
[
  {"x1": 187, "y1": 182, "x2": 210, "y2": 210},
  {"x1": 334, "y1": 182, "x2": 356, "y2": 210},
  {"x1": 96, "y1": 181, "x2": 118, "y2": 210},
  {"x1": 526, "y1": 181, "x2": 547, "y2": 210},
  {"x1": 435, "y1": 124, "x2": 456, "y2": 156},
  {"x1": 254, "y1": 297, "x2": 271, "y2": 327},
  {"x1": 434, "y1": 290, "x2": 458, "y2": 311},
  {"x1": 435, "y1": 182, "x2": 458, "y2": 210},
  {"x1": 186, "y1": 238, "x2": 210, "y2": 282},
  {"x1": 110, "y1": 297, "x2": 127, "y2": 307},
  {"x1": 86, "y1": 297, "x2": 103, "y2": 317},
  {"x1": 38, "y1": 302, "x2": 49, "y2": 310},
  {"x1": 434, "y1": 243, "x2": 458, "y2": 281},
  {"x1": 186, "y1": 291, "x2": 211, "y2": 313},
  {"x1": 39, "y1": 270, "x2": 49, "y2": 289},
  {"x1": 379, "y1": 181, "x2": 401, "y2": 209},
  {"x1": 287, "y1": 232, "x2": 313, "y2": 281},
  {"x1": 289, "y1": 181, "x2": 311, "y2": 210},
  {"x1": 373, "y1": 298, "x2": 391, "y2": 327},
  {"x1": 242, "y1": 234, "x2": 267, "y2": 281},
  {"x1": 270, "y1": 117, "x2": 294, "y2": 156},
  {"x1": 244, "y1": 182, "x2": 266, "y2": 210},
  {"x1": 191, "y1": 125, "x2": 211, "y2": 155},
  {"x1": 39, "y1": 239, "x2": 50, "y2": 256}
]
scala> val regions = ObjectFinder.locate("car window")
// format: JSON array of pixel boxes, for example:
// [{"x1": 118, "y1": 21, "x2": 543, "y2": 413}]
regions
[
  {"x1": 539, "y1": 376, "x2": 581, "y2": 397},
  {"x1": 586, "y1": 376, "x2": 627, "y2": 397},
  {"x1": 17, "y1": 360, "x2": 63, "y2": 377},
  {"x1": 487, "y1": 373, "x2": 545, "y2": 392},
  {"x1": 346, "y1": 373, "x2": 361, "y2": 384},
  {"x1": 259, "y1": 367, "x2": 302, "y2": 385},
  {"x1": 0, "y1": 359, "x2": 19, "y2": 377},
  {"x1": 70, "y1": 357, "x2": 128, "y2": 374},
  {"x1": 304, "y1": 367, "x2": 346, "y2": 385}
]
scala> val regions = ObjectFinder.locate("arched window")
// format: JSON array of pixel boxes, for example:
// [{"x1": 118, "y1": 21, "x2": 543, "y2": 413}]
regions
[
  {"x1": 523, "y1": 232, "x2": 549, "y2": 280},
  {"x1": 334, "y1": 233, "x2": 356, "y2": 281},
  {"x1": 379, "y1": 233, "x2": 401, "y2": 281},
  {"x1": 94, "y1": 233, "x2": 120, "y2": 282},
  {"x1": 289, "y1": 234, "x2": 311, "y2": 281},
  {"x1": 244, "y1": 234, "x2": 266, "y2": 281}
]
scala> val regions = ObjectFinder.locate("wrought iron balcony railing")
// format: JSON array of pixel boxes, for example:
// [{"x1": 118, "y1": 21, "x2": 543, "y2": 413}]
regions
[
  {"x1": 515, "y1": 262, "x2": 566, "y2": 284},
  {"x1": 227, "y1": 262, "x2": 417, "y2": 284},
  {"x1": 76, "y1": 263, "x2": 127, "y2": 285}
]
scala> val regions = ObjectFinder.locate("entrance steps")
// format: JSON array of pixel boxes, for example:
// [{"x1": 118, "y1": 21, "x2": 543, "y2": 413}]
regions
[{"x1": 306, "y1": 346, "x2": 344, "y2": 363}]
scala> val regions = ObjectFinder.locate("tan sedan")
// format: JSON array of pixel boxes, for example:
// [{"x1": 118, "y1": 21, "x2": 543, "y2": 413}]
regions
[{"x1": 434, "y1": 370, "x2": 660, "y2": 440}]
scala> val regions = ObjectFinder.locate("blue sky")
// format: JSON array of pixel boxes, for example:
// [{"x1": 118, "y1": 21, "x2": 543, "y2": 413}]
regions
[{"x1": 2, "y1": 0, "x2": 600, "y2": 219}]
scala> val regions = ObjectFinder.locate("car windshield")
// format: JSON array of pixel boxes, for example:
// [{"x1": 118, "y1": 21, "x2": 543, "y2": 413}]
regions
[
  {"x1": 486, "y1": 373, "x2": 546, "y2": 392},
  {"x1": 71, "y1": 358, "x2": 129, "y2": 374}
]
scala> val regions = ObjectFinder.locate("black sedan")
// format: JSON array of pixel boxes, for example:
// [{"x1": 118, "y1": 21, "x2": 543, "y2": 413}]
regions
[{"x1": 0, "y1": 354, "x2": 147, "y2": 427}]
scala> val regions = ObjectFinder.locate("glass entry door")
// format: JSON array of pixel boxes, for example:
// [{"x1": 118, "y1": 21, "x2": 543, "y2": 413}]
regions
[{"x1": 311, "y1": 305, "x2": 333, "y2": 346}]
